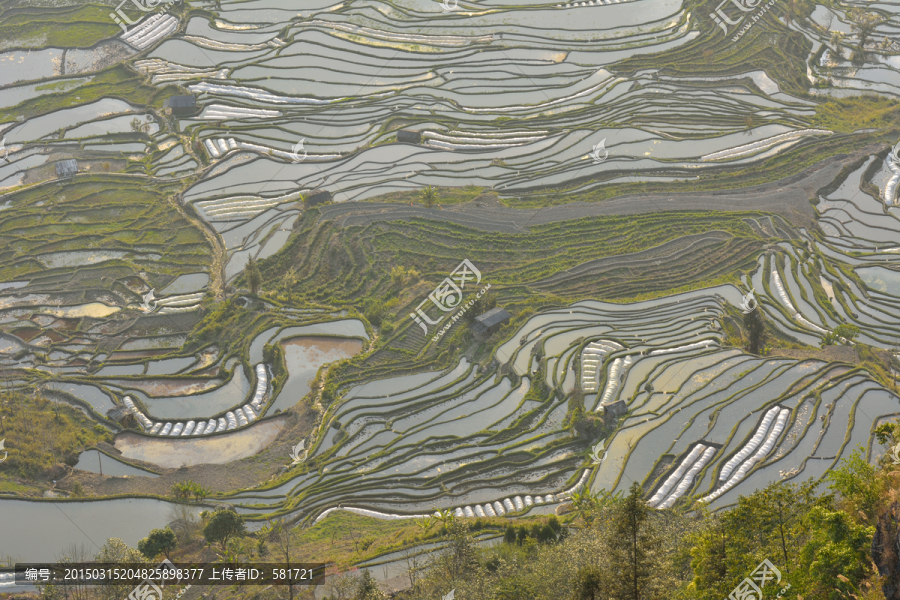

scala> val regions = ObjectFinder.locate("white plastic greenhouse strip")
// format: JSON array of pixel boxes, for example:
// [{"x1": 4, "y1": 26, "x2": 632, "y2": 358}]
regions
[
  {"x1": 454, "y1": 508, "x2": 464, "y2": 518},
  {"x1": 206, "y1": 419, "x2": 217, "y2": 433},
  {"x1": 170, "y1": 423, "x2": 184, "y2": 436},
  {"x1": 503, "y1": 498, "x2": 515, "y2": 513},
  {"x1": 464, "y1": 506, "x2": 475, "y2": 518},
  {"x1": 718, "y1": 406, "x2": 781, "y2": 481},
  {"x1": 884, "y1": 149, "x2": 900, "y2": 206},
  {"x1": 193, "y1": 422, "x2": 206, "y2": 436},
  {"x1": 513, "y1": 496, "x2": 525, "y2": 511},
  {"x1": 204, "y1": 139, "x2": 220, "y2": 158},
  {"x1": 314, "y1": 506, "x2": 433, "y2": 524},
  {"x1": 493, "y1": 501, "x2": 505, "y2": 516},
  {"x1": 524, "y1": 495, "x2": 534, "y2": 507},
  {"x1": 226, "y1": 412, "x2": 237, "y2": 429},
  {"x1": 772, "y1": 269, "x2": 828, "y2": 333},
  {"x1": 657, "y1": 446, "x2": 717, "y2": 509},
  {"x1": 562, "y1": 469, "x2": 591, "y2": 497},
  {"x1": 474, "y1": 505, "x2": 486, "y2": 518},
  {"x1": 648, "y1": 339, "x2": 716, "y2": 355},
  {"x1": 534, "y1": 496, "x2": 544, "y2": 505},
  {"x1": 483, "y1": 504, "x2": 496, "y2": 517},
  {"x1": 647, "y1": 444, "x2": 705, "y2": 507},
  {"x1": 215, "y1": 418, "x2": 226, "y2": 433},
  {"x1": 182, "y1": 421, "x2": 195, "y2": 436},
  {"x1": 700, "y1": 129, "x2": 832, "y2": 161},
  {"x1": 160, "y1": 423, "x2": 172, "y2": 435},
  {"x1": 700, "y1": 409, "x2": 790, "y2": 503},
  {"x1": 149, "y1": 423, "x2": 163, "y2": 434},
  {"x1": 236, "y1": 410, "x2": 248, "y2": 427},
  {"x1": 599, "y1": 357, "x2": 624, "y2": 404},
  {"x1": 544, "y1": 494, "x2": 555, "y2": 503}
]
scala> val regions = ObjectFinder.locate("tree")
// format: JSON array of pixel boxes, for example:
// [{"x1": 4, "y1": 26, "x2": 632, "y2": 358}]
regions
[
  {"x1": 743, "y1": 304, "x2": 766, "y2": 354},
  {"x1": 246, "y1": 256, "x2": 261, "y2": 295},
  {"x1": 799, "y1": 506, "x2": 875, "y2": 599},
  {"x1": 607, "y1": 482, "x2": 660, "y2": 600},
  {"x1": 420, "y1": 185, "x2": 437, "y2": 208},
  {"x1": 203, "y1": 508, "x2": 246, "y2": 552},
  {"x1": 821, "y1": 323, "x2": 860, "y2": 347},
  {"x1": 138, "y1": 527, "x2": 177, "y2": 560},
  {"x1": 848, "y1": 9, "x2": 885, "y2": 50},
  {"x1": 265, "y1": 518, "x2": 297, "y2": 600},
  {"x1": 504, "y1": 524, "x2": 516, "y2": 544},
  {"x1": 130, "y1": 117, "x2": 143, "y2": 133},
  {"x1": 826, "y1": 446, "x2": 884, "y2": 522},
  {"x1": 830, "y1": 31, "x2": 845, "y2": 57},
  {"x1": 354, "y1": 569, "x2": 387, "y2": 600},
  {"x1": 574, "y1": 565, "x2": 604, "y2": 600}
]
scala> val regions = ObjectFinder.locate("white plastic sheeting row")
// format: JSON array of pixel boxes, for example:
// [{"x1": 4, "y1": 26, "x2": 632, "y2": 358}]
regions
[
  {"x1": 596, "y1": 355, "x2": 633, "y2": 410},
  {"x1": 700, "y1": 129, "x2": 832, "y2": 161},
  {"x1": 884, "y1": 146, "x2": 900, "y2": 207},
  {"x1": 655, "y1": 446, "x2": 716, "y2": 509},
  {"x1": 718, "y1": 406, "x2": 781, "y2": 481},
  {"x1": 700, "y1": 408, "x2": 791, "y2": 504},
  {"x1": 119, "y1": 14, "x2": 179, "y2": 51},
  {"x1": 199, "y1": 105, "x2": 283, "y2": 120},
  {"x1": 312, "y1": 471, "x2": 592, "y2": 525},
  {"x1": 204, "y1": 138, "x2": 238, "y2": 159},
  {"x1": 771, "y1": 268, "x2": 828, "y2": 334},
  {"x1": 648, "y1": 339, "x2": 716, "y2": 355},
  {"x1": 127, "y1": 364, "x2": 269, "y2": 437},
  {"x1": 580, "y1": 340, "x2": 623, "y2": 392}
]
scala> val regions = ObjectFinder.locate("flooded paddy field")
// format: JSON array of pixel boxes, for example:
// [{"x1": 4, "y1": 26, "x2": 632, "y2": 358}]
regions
[{"x1": 0, "y1": 0, "x2": 898, "y2": 584}]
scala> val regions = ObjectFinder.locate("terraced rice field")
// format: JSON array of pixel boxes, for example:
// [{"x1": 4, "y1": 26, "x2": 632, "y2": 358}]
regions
[{"x1": 0, "y1": 0, "x2": 898, "y2": 575}]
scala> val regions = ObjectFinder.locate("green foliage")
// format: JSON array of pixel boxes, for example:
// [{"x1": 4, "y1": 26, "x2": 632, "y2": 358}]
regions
[
  {"x1": 246, "y1": 256, "x2": 262, "y2": 295},
  {"x1": 825, "y1": 446, "x2": 883, "y2": 521},
  {"x1": 420, "y1": 185, "x2": 437, "y2": 207},
  {"x1": 743, "y1": 305, "x2": 766, "y2": 354},
  {"x1": 170, "y1": 480, "x2": 211, "y2": 502},
  {"x1": 821, "y1": 323, "x2": 861, "y2": 347},
  {"x1": 799, "y1": 506, "x2": 875, "y2": 599},
  {"x1": 354, "y1": 569, "x2": 388, "y2": 599},
  {"x1": 607, "y1": 482, "x2": 660, "y2": 600},
  {"x1": 203, "y1": 509, "x2": 247, "y2": 552},
  {"x1": 0, "y1": 390, "x2": 108, "y2": 478},
  {"x1": 137, "y1": 527, "x2": 177, "y2": 560}
]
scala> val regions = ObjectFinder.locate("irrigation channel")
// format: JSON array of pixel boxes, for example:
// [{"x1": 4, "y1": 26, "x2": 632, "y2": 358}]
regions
[{"x1": 0, "y1": 0, "x2": 899, "y2": 571}]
